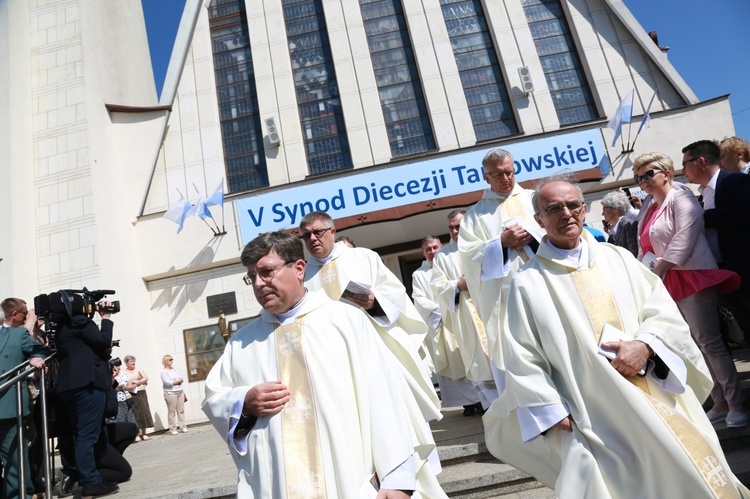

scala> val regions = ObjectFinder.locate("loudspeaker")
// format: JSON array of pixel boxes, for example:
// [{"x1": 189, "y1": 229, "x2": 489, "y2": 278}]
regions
[
  {"x1": 518, "y1": 66, "x2": 534, "y2": 94},
  {"x1": 265, "y1": 117, "x2": 281, "y2": 146}
]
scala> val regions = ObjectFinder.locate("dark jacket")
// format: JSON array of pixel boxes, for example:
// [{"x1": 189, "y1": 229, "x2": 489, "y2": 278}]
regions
[
  {"x1": 704, "y1": 170, "x2": 750, "y2": 291},
  {"x1": 55, "y1": 319, "x2": 113, "y2": 393},
  {"x1": 0, "y1": 326, "x2": 49, "y2": 419}
]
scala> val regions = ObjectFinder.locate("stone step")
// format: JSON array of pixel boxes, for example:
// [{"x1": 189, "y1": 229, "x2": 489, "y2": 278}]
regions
[{"x1": 437, "y1": 457, "x2": 546, "y2": 499}]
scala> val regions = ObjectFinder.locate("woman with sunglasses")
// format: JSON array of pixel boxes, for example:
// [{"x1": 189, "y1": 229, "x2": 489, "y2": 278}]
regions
[
  {"x1": 633, "y1": 152, "x2": 747, "y2": 427},
  {"x1": 161, "y1": 355, "x2": 189, "y2": 435}
]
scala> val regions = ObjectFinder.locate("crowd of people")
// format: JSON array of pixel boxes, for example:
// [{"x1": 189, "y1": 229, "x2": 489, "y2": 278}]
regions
[
  {"x1": 203, "y1": 136, "x2": 750, "y2": 498},
  {"x1": 0, "y1": 136, "x2": 748, "y2": 498},
  {"x1": 0, "y1": 295, "x2": 193, "y2": 498}
]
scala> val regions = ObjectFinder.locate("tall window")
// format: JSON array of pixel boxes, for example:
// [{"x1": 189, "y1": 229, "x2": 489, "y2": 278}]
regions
[
  {"x1": 440, "y1": 0, "x2": 517, "y2": 141},
  {"x1": 521, "y1": 0, "x2": 597, "y2": 125},
  {"x1": 360, "y1": 0, "x2": 436, "y2": 158},
  {"x1": 283, "y1": 0, "x2": 352, "y2": 174},
  {"x1": 209, "y1": 0, "x2": 268, "y2": 192}
]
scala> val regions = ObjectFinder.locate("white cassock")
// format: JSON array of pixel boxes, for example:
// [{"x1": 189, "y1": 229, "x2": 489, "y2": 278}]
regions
[
  {"x1": 305, "y1": 242, "x2": 441, "y2": 422},
  {"x1": 411, "y1": 259, "x2": 479, "y2": 408},
  {"x1": 458, "y1": 184, "x2": 541, "y2": 389},
  {"x1": 202, "y1": 290, "x2": 447, "y2": 499},
  {"x1": 485, "y1": 233, "x2": 750, "y2": 498},
  {"x1": 432, "y1": 241, "x2": 498, "y2": 406}
]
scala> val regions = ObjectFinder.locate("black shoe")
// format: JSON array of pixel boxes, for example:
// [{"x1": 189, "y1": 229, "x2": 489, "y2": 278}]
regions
[
  {"x1": 59, "y1": 473, "x2": 75, "y2": 497},
  {"x1": 81, "y1": 482, "x2": 119, "y2": 497},
  {"x1": 462, "y1": 405, "x2": 476, "y2": 416},
  {"x1": 473, "y1": 402, "x2": 486, "y2": 416}
]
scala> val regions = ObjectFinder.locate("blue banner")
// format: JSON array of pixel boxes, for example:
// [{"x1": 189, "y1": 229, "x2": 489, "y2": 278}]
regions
[{"x1": 236, "y1": 128, "x2": 608, "y2": 243}]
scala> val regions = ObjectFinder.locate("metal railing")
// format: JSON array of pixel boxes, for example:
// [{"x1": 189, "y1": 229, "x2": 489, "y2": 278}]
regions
[{"x1": 0, "y1": 353, "x2": 56, "y2": 499}]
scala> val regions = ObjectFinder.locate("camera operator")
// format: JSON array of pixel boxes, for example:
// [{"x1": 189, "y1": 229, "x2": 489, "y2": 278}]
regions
[{"x1": 55, "y1": 300, "x2": 118, "y2": 498}]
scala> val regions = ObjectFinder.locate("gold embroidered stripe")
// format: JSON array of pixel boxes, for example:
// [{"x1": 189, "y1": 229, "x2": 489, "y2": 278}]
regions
[
  {"x1": 569, "y1": 266, "x2": 739, "y2": 499},
  {"x1": 319, "y1": 261, "x2": 343, "y2": 301},
  {"x1": 275, "y1": 319, "x2": 327, "y2": 498},
  {"x1": 466, "y1": 298, "x2": 489, "y2": 357},
  {"x1": 501, "y1": 194, "x2": 532, "y2": 262}
]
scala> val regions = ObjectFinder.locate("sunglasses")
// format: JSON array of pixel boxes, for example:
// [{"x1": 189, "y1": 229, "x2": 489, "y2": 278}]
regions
[{"x1": 634, "y1": 169, "x2": 664, "y2": 184}]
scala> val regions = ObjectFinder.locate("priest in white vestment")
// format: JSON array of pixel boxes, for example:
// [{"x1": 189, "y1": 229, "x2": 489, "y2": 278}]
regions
[
  {"x1": 299, "y1": 211, "x2": 441, "y2": 422},
  {"x1": 433, "y1": 210, "x2": 498, "y2": 409},
  {"x1": 203, "y1": 231, "x2": 447, "y2": 499},
  {"x1": 484, "y1": 176, "x2": 750, "y2": 498},
  {"x1": 411, "y1": 235, "x2": 482, "y2": 414},
  {"x1": 457, "y1": 148, "x2": 543, "y2": 391}
]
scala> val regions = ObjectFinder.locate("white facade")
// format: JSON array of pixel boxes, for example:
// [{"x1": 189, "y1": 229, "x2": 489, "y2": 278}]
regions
[{"x1": 0, "y1": 0, "x2": 735, "y2": 428}]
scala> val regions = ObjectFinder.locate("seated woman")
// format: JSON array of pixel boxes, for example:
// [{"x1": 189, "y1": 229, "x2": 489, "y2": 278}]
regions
[
  {"x1": 601, "y1": 191, "x2": 638, "y2": 256},
  {"x1": 633, "y1": 152, "x2": 747, "y2": 427}
]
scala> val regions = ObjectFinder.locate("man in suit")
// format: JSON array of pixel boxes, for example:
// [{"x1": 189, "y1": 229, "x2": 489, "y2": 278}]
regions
[
  {"x1": 683, "y1": 140, "x2": 750, "y2": 287},
  {"x1": 0, "y1": 298, "x2": 49, "y2": 499},
  {"x1": 54, "y1": 295, "x2": 118, "y2": 497},
  {"x1": 683, "y1": 139, "x2": 750, "y2": 339}
]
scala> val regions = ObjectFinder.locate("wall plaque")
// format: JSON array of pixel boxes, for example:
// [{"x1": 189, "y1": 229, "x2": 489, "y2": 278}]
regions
[{"x1": 206, "y1": 292, "x2": 237, "y2": 318}]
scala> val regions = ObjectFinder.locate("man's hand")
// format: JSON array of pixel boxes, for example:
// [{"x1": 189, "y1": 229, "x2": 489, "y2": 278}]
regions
[
  {"x1": 602, "y1": 340, "x2": 651, "y2": 377},
  {"x1": 501, "y1": 224, "x2": 533, "y2": 249},
  {"x1": 243, "y1": 381, "x2": 290, "y2": 418},
  {"x1": 24, "y1": 309, "x2": 38, "y2": 332},
  {"x1": 97, "y1": 301, "x2": 113, "y2": 320},
  {"x1": 553, "y1": 415, "x2": 573, "y2": 432},
  {"x1": 348, "y1": 291, "x2": 376, "y2": 310},
  {"x1": 376, "y1": 490, "x2": 411, "y2": 499},
  {"x1": 29, "y1": 357, "x2": 45, "y2": 370},
  {"x1": 457, "y1": 276, "x2": 469, "y2": 293}
]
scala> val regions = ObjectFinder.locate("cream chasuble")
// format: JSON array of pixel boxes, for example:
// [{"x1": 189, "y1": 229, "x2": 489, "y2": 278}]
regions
[
  {"x1": 432, "y1": 241, "x2": 493, "y2": 383},
  {"x1": 411, "y1": 260, "x2": 465, "y2": 379},
  {"x1": 202, "y1": 291, "x2": 447, "y2": 498},
  {"x1": 458, "y1": 185, "x2": 540, "y2": 373},
  {"x1": 305, "y1": 243, "x2": 441, "y2": 422},
  {"x1": 485, "y1": 234, "x2": 750, "y2": 499}
]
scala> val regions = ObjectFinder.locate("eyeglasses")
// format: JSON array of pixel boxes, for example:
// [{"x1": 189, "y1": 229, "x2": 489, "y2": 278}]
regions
[
  {"x1": 300, "y1": 227, "x2": 333, "y2": 240},
  {"x1": 485, "y1": 170, "x2": 514, "y2": 179},
  {"x1": 634, "y1": 169, "x2": 664, "y2": 184},
  {"x1": 681, "y1": 156, "x2": 701, "y2": 167},
  {"x1": 243, "y1": 261, "x2": 294, "y2": 285},
  {"x1": 538, "y1": 201, "x2": 585, "y2": 217}
]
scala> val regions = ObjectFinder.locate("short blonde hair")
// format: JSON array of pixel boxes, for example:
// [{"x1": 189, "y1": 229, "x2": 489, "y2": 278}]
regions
[
  {"x1": 162, "y1": 354, "x2": 173, "y2": 367},
  {"x1": 720, "y1": 136, "x2": 750, "y2": 162},
  {"x1": 633, "y1": 152, "x2": 674, "y2": 180}
]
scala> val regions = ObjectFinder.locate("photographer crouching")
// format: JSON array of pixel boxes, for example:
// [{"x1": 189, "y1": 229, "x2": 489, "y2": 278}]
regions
[{"x1": 55, "y1": 298, "x2": 119, "y2": 498}]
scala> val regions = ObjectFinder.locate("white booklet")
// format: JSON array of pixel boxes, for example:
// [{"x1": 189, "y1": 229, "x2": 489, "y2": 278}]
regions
[
  {"x1": 341, "y1": 280, "x2": 371, "y2": 301},
  {"x1": 641, "y1": 251, "x2": 659, "y2": 271},
  {"x1": 598, "y1": 323, "x2": 647, "y2": 376}
]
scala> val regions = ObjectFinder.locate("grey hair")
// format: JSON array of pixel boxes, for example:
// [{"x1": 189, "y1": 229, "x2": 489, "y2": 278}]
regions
[
  {"x1": 299, "y1": 211, "x2": 334, "y2": 230},
  {"x1": 481, "y1": 148, "x2": 514, "y2": 169},
  {"x1": 447, "y1": 209, "x2": 466, "y2": 220},
  {"x1": 601, "y1": 191, "x2": 630, "y2": 216},
  {"x1": 531, "y1": 172, "x2": 583, "y2": 213},
  {"x1": 421, "y1": 235, "x2": 440, "y2": 247}
]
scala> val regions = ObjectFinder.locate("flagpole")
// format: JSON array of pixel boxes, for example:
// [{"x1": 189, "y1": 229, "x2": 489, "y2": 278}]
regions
[
  {"x1": 630, "y1": 92, "x2": 657, "y2": 151},
  {"x1": 201, "y1": 216, "x2": 218, "y2": 236}
]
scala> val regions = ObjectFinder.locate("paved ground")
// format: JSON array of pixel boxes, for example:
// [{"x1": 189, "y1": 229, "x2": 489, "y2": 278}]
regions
[{"x1": 55, "y1": 348, "x2": 750, "y2": 498}]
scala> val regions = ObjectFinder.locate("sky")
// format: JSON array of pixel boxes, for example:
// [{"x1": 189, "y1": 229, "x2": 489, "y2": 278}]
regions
[{"x1": 141, "y1": 0, "x2": 750, "y2": 140}]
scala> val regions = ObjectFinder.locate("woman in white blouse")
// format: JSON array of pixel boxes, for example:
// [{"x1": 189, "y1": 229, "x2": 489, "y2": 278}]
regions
[{"x1": 160, "y1": 355, "x2": 188, "y2": 435}]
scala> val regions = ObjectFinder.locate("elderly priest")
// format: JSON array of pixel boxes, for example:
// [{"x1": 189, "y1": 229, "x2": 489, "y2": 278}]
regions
[{"x1": 484, "y1": 175, "x2": 750, "y2": 498}]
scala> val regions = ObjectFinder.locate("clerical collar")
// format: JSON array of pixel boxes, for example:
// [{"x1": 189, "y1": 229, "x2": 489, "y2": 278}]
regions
[
  {"x1": 547, "y1": 238, "x2": 588, "y2": 269},
  {"x1": 273, "y1": 290, "x2": 310, "y2": 324},
  {"x1": 311, "y1": 241, "x2": 346, "y2": 265}
]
